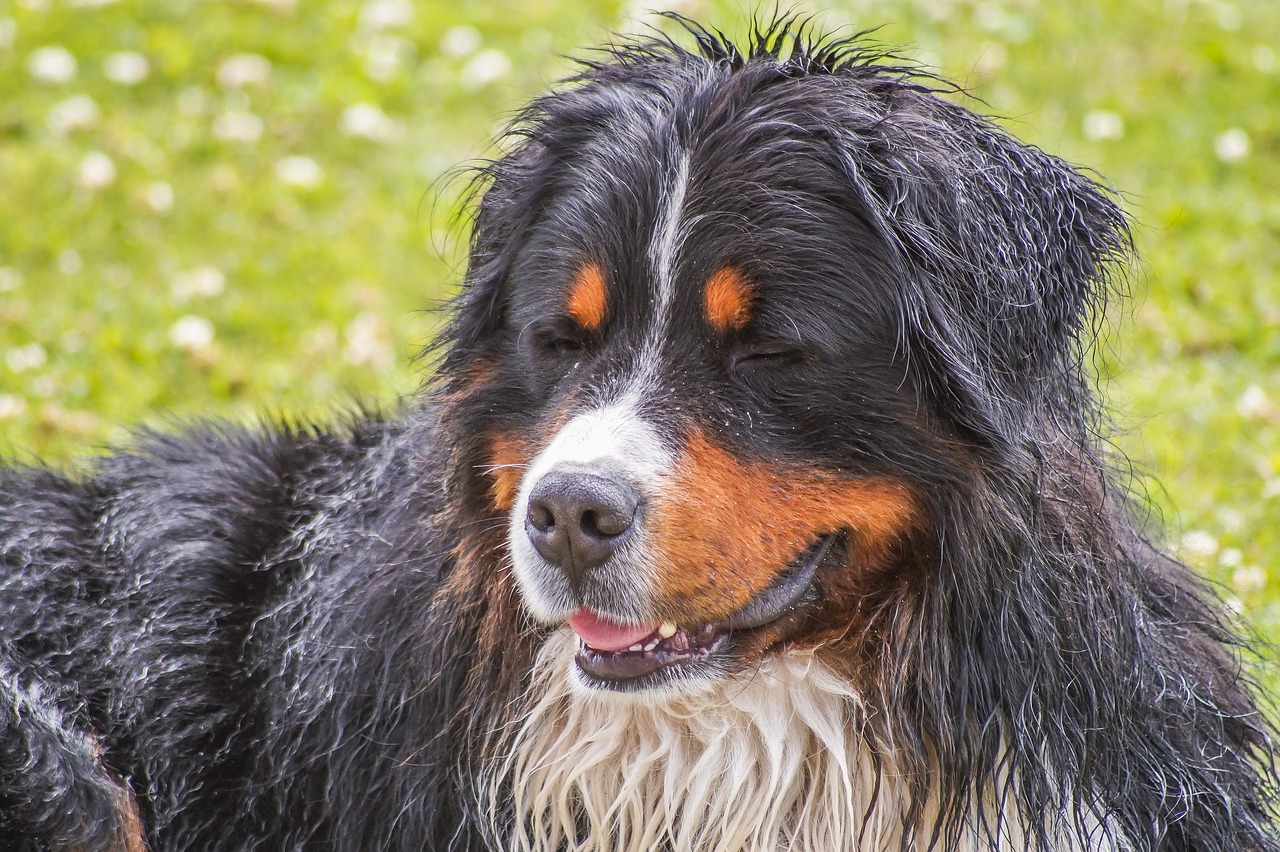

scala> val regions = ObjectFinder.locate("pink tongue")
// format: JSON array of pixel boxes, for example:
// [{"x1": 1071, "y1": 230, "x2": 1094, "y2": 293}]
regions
[{"x1": 567, "y1": 609, "x2": 659, "y2": 652}]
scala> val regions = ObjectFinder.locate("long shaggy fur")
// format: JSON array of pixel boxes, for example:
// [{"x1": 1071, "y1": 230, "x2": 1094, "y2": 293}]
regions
[{"x1": 2, "y1": 16, "x2": 1277, "y2": 852}]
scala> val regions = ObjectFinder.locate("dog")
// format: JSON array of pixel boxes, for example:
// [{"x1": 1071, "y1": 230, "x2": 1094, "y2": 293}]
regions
[{"x1": 2, "y1": 16, "x2": 1277, "y2": 852}]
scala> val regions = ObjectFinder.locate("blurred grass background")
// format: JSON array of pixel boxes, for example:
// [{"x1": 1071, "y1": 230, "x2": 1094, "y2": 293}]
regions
[{"x1": 1, "y1": 0, "x2": 1277, "y2": 676}]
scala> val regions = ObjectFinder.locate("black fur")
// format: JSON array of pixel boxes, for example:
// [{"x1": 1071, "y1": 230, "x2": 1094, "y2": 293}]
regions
[{"x1": 2, "y1": 17, "x2": 1277, "y2": 851}]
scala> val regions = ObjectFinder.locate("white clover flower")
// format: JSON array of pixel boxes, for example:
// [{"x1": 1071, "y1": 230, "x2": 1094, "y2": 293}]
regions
[
  {"x1": 1214, "y1": 128, "x2": 1250, "y2": 163},
  {"x1": 0, "y1": 267, "x2": 22, "y2": 293},
  {"x1": 1082, "y1": 110, "x2": 1124, "y2": 142},
  {"x1": 340, "y1": 102, "x2": 401, "y2": 142},
  {"x1": 213, "y1": 110, "x2": 264, "y2": 143},
  {"x1": 359, "y1": 0, "x2": 413, "y2": 31},
  {"x1": 78, "y1": 151, "x2": 117, "y2": 190},
  {"x1": 0, "y1": 394, "x2": 26, "y2": 420},
  {"x1": 461, "y1": 49, "x2": 511, "y2": 90},
  {"x1": 171, "y1": 266, "x2": 226, "y2": 300},
  {"x1": 1236, "y1": 384, "x2": 1274, "y2": 420},
  {"x1": 1232, "y1": 565, "x2": 1267, "y2": 593},
  {"x1": 6, "y1": 343, "x2": 47, "y2": 373},
  {"x1": 28, "y1": 45, "x2": 77, "y2": 83},
  {"x1": 145, "y1": 181, "x2": 175, "y2": 213},
  {"x1": 47, "y1": 94, "x2": 99, "y2": 134},
  {"x1": 104, "y1": 51, "x2": 150, "y2": 85},
  {"x1": 217, "y1": 53, "x2": 272, "y2": 88},
  {"x1": 276, "y1": 155, "x2": 324, "y2": 189},
  {"x1": 1254, "y1": 46, "x2": 1277, "y2": 74},
  {"x1": 57, "y1": 249, "x2": 82, "y2": 275},
  {"x1": 1180, "y1": 530, "x2": 1219, "y2": 562},
  {"x1": 439, "y1": 25, "x2": 482, "y2": 58},
  {"x1": 344, "y1": 313, "x2": 392, "y2": 366},
  {"x1": 170, "y1": 315, "x2": 215, "y2": 351},
  {"x1": 365, "y1": 34, "x2": 414, "y2": 82}
]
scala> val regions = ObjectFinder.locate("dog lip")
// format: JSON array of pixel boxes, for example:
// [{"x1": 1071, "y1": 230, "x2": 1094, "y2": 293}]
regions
[
  {"x1": 572, "y1": 534, "x2": 836, "y2": 689},
  {"x1": 721, "y1": 533, "x2": 835, "y2": 630}
]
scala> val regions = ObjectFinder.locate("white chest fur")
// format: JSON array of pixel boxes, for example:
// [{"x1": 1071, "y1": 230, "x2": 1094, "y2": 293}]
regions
[{"x1": 485, "y1": 631, "x2": 1115, "y2": 851}]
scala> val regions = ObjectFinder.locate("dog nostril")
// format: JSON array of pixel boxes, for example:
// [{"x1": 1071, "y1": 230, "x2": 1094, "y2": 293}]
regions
[
  {"x1": 581, "y1": 507, "x2": 631, "y2": 538},
  {"x1": 527, "y1": 500, "x2": 555, "y2": 532}
]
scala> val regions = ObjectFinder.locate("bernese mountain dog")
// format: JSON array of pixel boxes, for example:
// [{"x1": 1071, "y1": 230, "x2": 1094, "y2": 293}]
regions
[{"x1": 1, "y1": 16, "x2": 1277, "y2": 852}]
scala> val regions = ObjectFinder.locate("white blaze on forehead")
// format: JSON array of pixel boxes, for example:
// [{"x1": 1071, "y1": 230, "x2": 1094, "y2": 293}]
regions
[{"x1": 631, "y1": 151, "x2": 690, "y2": 393}]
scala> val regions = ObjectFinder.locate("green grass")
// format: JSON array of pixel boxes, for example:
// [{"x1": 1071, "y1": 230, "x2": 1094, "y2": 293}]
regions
[{"x1": 2, "y1": 1, "x2": 1278, "y2": 675}]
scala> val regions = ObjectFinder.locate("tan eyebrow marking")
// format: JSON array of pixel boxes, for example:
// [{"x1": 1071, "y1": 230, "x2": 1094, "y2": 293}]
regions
[
  {"x1": 566, "y1": 263, "x2": 607, "y2": 331},
  {"x1": 704, "y1": 267, "x2": 754, "y2": 333}
]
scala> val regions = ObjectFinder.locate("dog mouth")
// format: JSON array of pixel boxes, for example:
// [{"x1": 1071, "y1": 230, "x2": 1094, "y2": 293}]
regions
[{"x1": 568, "y1": 534, "x2": 837, "y2": 689}]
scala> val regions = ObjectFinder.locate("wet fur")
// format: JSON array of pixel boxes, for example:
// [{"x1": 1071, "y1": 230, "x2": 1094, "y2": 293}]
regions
[{"x1": 2, "y1": 17, "x2": 1278, "y2": 852}]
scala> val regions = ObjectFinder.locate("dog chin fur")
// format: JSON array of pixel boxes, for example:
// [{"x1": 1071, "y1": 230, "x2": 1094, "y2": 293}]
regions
[{"x1": 491, "y1": 632, "x2": 1121, "y2": 852}]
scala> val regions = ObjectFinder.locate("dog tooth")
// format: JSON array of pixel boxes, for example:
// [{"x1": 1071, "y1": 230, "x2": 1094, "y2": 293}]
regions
[
  {"x1": 628, "y1": 643, "x2": 643, "y2": 652},
  {"x1": 643, "y1": 639, "x2": 658, "y2": 651},
  {"x1": 658, "y1": 622, "x2": 678, "y2": 638}
]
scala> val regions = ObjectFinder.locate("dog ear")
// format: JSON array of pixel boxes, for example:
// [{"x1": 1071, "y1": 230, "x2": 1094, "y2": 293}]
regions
[{"x1": 832, "y1": 90, "x2": 1132, "y2": 445}]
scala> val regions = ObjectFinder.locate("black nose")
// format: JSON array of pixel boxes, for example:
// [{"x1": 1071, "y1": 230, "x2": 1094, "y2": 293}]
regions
[{"x1": 525, "y1": 466, "x2": 639, "y2": 585}]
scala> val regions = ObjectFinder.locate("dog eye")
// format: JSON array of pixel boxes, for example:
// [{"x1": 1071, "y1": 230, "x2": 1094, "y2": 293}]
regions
[
  {"x1": 528, "y1": 327, "x2": 585, "y2": 357},
  {"x1": 729, "y1": 344, "x2": 810, "y2": 373}
]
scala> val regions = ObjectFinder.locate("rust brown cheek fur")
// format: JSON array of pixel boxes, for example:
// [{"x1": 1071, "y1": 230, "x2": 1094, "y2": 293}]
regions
[
  {"x1": 649, "y1": 429, "x2": 919, "y2": 621},
  {"x1": 704, "y1": 266, "x2": 754, "y2": 332},
  {"x1": 566, "y1": 263, "x2": 607, "y2": 331},
  {"x1": 487, "y1": 433, "x2": 533, "y2": 513}
]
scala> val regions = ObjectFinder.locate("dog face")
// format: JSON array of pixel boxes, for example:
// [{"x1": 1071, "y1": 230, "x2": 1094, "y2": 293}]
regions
[{"x1": 441, "y1": 28, "x2": 1127, "y2": 697}]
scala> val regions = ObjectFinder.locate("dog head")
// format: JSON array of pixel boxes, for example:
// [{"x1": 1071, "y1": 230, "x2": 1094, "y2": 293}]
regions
[{"x1": 436, "y1": 19, "x2": 1128, "y2": 697}]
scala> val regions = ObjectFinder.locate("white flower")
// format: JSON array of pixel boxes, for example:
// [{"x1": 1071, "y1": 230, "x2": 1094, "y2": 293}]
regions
[
  {"x1": 0, "y1": 267, "x2": 22, "y2": 293},
  {"x1": 440, "y1": 25, "x2": 482, "y2": 58},
  {"x1": 213, "y1": 110, "x2": 264, "y2": 143},
  {"x1": 78, "y1": 151, "x2": 117, "y2": 190},
  {"x1": 1232, "y1": 565, "x2": 1267, "y2": 592},
  {"x1": 365, "y1": 34, "x2": 414, "y2": 82},
  {"x1": 340, "y1": 102, "x2": 401, "y2": 142},
  {"x1": 47, "y1": 94, "x2": 99, "y2": 134},
  {"x1": 344, "y1": 313, "x2": 392, "y2": 366},
  {"x1": 217, "y1": 53, "x2": 272, "y2": 88},
  {"x1": 146, "y1": 181, "x2": 175, "y2": 213},
  {"x1": 461, "y1": 49, "x2": 511, "y2": 90},
  {"x1": 276, "y1": 155, "x2": 324, "y2": 189},
  {"x1": 27, "y1": 45, "x2": 77, "y2": 83},
  {"x1": 1180, "y1": 530, "x2": 1219, "y2": 562},
  {"x1": 0, "y1": 393, "x2": 26, "y2": 420},
  {"x1": 58, "y1": 249, "x2": 82, "y2": 275},
  {"x1": 1254, "y1": 46, "x2": 1277, "y2": 74},
  {"x1": 104, "y1": 51, "x2": 150, "y2": 85},
  {"x1": 171, "y1": 266, "x2": 225, "y2": 300},
  {"x1": 1082, "y1": 110, "x2": 1124, "y2": 142},
  {"x1": 1237, "y1": 384, "x2": 1275, "y2": 420},
  {"x1": 6, "y1": 343, "x2": 47, "y2": 372},
  {"x1": 170, "y1": 315, "x2": 215, "y2": 351},
  {"x1": 359, "y1": 0, "x2": 413, "y2": 31},
  {"x1": 1214, "y1": 128, "x2": 1250, "y2": 163}
]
